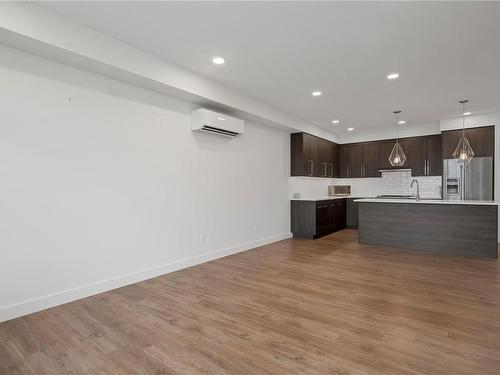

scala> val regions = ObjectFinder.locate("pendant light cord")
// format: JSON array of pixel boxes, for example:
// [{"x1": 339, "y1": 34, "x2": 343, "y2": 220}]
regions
[
  {"x1": 396, "y1": 112, "x2": 399, "y2": 141},
  {"x1": 462, "y1": 101, "x2": 466, "y2": 138},
  {"x1": 393, "y1": 110, "x2": 401, "y2": 143},
  {"x1": 454, "y1": 99, "x2": 473, "y2": 163}
]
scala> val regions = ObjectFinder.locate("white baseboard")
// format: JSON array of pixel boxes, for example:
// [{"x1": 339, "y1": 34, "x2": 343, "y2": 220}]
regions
[{"x1": 0, "y1": 232, "x2": 292, "y2": 322}]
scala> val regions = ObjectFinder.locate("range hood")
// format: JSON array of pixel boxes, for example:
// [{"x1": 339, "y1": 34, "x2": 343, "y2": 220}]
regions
[{"x1": 378, "y1": 168, "x2": 412, "y2": 173}]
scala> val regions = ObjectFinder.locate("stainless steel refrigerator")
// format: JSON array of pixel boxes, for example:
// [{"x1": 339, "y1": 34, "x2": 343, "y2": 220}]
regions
[{"x1": 443, "y1": 157, "x2": 494, "y2": 201}]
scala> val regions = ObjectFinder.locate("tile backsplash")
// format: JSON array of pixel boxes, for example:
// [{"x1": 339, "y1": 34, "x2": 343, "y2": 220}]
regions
[{"x1": 290, "y1": 170, "x2": 442, "y2": 199}]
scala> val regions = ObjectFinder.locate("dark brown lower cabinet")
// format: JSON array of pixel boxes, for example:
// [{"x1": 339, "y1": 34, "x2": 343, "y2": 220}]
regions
[{"x1": 291, "y1": 199, "x2": 346, "y2": 239}]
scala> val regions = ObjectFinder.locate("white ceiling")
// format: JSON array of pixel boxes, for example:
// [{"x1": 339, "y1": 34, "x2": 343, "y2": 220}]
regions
[{"x1": 42, "y1": 1, "x2": 500, "y2": 135}]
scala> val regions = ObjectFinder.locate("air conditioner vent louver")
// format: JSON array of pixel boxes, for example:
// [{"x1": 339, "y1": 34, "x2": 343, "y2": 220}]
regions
[
  {"x1": 191, "y1": 109, "x2": 244, "y2": 138},
  {"x1": 201, "y1": 125, "x2": 239, "y2": 137}
]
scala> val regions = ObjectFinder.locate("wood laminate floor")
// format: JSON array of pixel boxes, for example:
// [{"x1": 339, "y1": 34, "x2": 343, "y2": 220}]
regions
[{"x1": 2, "y1": 229, "x2": 500, "y2": 375}]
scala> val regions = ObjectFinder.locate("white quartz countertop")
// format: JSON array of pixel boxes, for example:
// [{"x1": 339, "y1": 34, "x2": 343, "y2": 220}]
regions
[
  {"x1": 354, "y1": 198, "x2": 499, "y2": 206},
  {"x1": 291, "y1": 195, "x2": 375, "y2": 201}
]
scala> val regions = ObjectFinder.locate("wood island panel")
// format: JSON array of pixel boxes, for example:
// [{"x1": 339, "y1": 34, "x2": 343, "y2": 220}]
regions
[{"x1": 358, "y1": 202, "x2": 498, "y2": 258}]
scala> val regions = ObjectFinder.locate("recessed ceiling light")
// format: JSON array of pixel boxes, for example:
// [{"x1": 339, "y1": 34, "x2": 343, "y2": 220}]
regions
[
  {"x1": 217, "y1": 117, "x2": 226, "y2": 121},
  {"x1": 347, "y1": 127, "x2": 354, "y2": 131},
  {"x1": 463, "y1": 112, "x2": 472, "y2": 116},
  {"x1": 387, "y1": 73, "x2": 399, "y2": 80},
  {"x1": 311, "y1": 91, "x2": 322, "y2": 96},
  {"x1": 332, "y1": 120, "x2": 340, "y2": 124},
  {"x1": 398, "y1": 120, "x2": 406, "y2": 124},
  {"x1": 212, "y1": 57, "x2": 225, "y2": 65}
]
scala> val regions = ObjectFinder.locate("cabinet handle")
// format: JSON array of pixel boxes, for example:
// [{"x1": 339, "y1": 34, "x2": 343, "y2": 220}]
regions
[
  {"x1": 307, "y1": 160, "x2": 314, "y2": 176},
  {"x1": 360, "y1": 163, "x2": 366, "y2": 177},
  {"x1": 427, "y1": 160, "x2": 430, "y2": 176},
  {"x1": 323, "y1": 162, "x2": 328, "y2": 177},
  {"x1": 329, "y1": 163, "x2": 334, "y2": 177}
]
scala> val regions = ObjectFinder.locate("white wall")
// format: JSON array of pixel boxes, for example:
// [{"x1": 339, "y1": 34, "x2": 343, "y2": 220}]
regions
[
  {"x1": 0, "y1": 2, "x2": 338, "y2": 143},
  {"x1": 0, "y1": 46, "x2": 291, "y2": 322}
]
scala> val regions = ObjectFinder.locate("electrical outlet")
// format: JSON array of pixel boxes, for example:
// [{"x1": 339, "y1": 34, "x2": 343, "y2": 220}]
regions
[
  {"x1": 252, "y1": 225, "x2": 258, "y2": 232},
  {"x1": 199, "y1": 234, "x2": 206, "y2": 244}
]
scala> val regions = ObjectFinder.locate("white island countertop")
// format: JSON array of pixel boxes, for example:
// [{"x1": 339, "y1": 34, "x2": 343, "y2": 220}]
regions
[{"x1": 354, "y1": 198, "x2": 499, "y2": 206}]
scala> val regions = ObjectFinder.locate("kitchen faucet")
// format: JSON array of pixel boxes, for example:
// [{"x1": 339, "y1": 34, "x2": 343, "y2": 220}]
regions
[{"x1": 411, "y1": 179, "x2": 420, "y2": 202}]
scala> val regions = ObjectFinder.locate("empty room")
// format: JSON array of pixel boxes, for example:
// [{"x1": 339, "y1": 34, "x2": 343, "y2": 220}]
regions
[{"x1": 1, "y1": 1, "x2": 500, "y2": 374}]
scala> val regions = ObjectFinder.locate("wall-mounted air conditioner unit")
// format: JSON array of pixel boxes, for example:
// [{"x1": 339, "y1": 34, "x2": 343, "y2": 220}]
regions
[{"x1": 191, "y1": 109, "x2": 244, "y2": 137}]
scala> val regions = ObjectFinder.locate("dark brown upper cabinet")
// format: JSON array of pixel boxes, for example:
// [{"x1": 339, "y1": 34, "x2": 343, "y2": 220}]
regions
[
  {"x1": 291, "y1": 133, "x2": 339, "y2": 178},
  {"x1": 441, "y1": 126, "x2": 494, "y2": 159},
  {"x1": 292, "y1": 132, "x2": 446, "y2": 179},
  {"x1": 425, "y1": 134, "x2": 442, "y2": 176},
  {"x1": 338, "y1": 144, "x2": 350, "y2": 178},
  {"x1": 318, "y1": 137, "x2": 338, "y2": 178},
  {"x1": 399, "y1": 137, "x2": 426, "y2": 176},
  {"x1": 349, "y1": 143, "x2": 364, "y2": 178},
  {"x1": 317, "y1": 139, "x2": 331, "y2": 177},
  {"x1": 337, "y1": 135, "x2": 442, "y2": 178},
  {"x1": 338, "y1": 144, "x2": 357, "y2": 178},
  {"x1": 329, "y1": 142, "x2": 339, "y2": 178},
  {"x1": 338, "y1": 142, "x2": 382, "y2": 178},
  {"x1": 362, "y1": 142, "x2": 382, "y2": 177},
  {"x1": 291, "y1": 133, "x2": 314, "y2": 176},
  {"x1": 378, "y1": 139, "x2": 396, "y2": 170},
  {"x1": 398, "y1": 135, "x2": 441, "y2": 176}
]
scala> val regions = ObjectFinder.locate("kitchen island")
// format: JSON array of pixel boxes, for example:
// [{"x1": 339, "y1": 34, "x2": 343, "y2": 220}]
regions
[{"x1": 355, "y1": 199, "x2": 498, "y2": 258}]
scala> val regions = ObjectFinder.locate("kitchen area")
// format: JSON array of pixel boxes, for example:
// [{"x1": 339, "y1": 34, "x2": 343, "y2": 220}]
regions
[{"x1": 290, "y1": 122, "x2": 498, "y2": 258}]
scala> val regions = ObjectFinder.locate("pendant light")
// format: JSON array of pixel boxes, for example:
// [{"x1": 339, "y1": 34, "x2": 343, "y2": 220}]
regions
[
  {"x1": 453, "y1": 99, "x2": 474, "y2": 164},
  {"x1": 388, "y1": 110, "x2": 406, "y2": 167}
]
